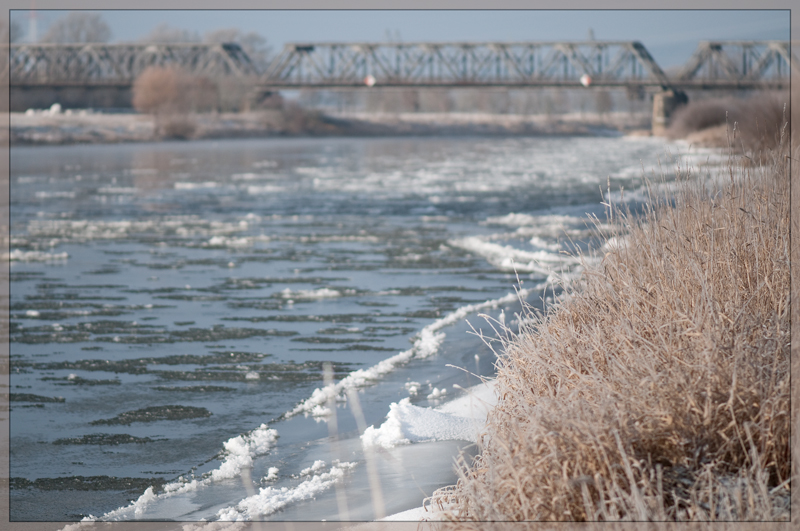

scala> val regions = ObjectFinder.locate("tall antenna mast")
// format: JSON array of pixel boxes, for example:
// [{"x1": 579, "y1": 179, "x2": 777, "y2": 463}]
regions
[{"x1": 27, "y1": 0, "x2": 38, "y2": 42}]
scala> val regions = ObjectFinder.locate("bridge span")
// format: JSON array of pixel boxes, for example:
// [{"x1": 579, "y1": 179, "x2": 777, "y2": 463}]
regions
[
  {"x1": 6, "y1": 40, "x2": 794, "y2": 130},
  {"x1": 7, "y1": 40, "x2": 792, "y2": 90},
  {"x1": 260, "y1": 40, "x2": 793, "y2": 91}
]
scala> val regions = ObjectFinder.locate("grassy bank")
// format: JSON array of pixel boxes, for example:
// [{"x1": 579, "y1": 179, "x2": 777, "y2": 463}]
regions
[{"x1": 430, "y1": 107, "x2": 791, "y2": 523}]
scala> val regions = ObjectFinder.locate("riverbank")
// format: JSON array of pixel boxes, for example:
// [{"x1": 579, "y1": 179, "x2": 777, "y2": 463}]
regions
[
  {"x1": 9, "y1": 108, "x2": 651, "y2": 146},
  {"x1": 432, "y1": 122, "x2": 791, "y2": 522}
]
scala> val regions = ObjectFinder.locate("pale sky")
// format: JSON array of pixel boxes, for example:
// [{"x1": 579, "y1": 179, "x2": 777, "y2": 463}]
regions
[{"x1": 9, "y1": 9, "x2": 791, "y2": 68}]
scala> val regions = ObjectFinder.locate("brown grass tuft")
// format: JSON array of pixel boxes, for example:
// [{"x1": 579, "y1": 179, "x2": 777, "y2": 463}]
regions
[{"x1": 431, "y1": 120, "x2": 791, "y2": 523}]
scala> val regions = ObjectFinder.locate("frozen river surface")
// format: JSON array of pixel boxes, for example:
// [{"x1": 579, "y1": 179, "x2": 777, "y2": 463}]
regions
[{"x1": 8, "y1": 134, "x2": 708, "y2": 522}]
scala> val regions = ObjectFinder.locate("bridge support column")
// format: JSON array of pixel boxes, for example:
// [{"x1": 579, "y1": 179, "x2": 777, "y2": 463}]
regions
[{"x1": 652, "y1": 90, "x2": 688, "y2": 136}]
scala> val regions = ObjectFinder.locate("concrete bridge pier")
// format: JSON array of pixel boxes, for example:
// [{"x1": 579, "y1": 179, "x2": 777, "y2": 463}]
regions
[{"x1": 652, "y1": 90, "x2": 688, "y2": 136}]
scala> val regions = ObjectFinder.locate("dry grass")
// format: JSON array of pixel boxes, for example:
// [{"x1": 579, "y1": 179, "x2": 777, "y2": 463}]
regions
[
  {"x1": 667, "y1": 92, "x2": 789, "y2": 154},
  {"x1": 430, "y1": 118, "x2": 791, "y2": 523}
]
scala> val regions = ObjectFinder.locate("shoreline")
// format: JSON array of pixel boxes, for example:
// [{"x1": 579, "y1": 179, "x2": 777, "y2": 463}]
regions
[
  {"x1": 433, "y1": 128, "x2": 791, "y2": 521},
  {"x1": 9, "y1": 109, "x2": 652, "y2": 146}
]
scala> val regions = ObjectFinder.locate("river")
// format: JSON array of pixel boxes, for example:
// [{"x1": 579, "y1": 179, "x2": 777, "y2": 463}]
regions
[{"x1": 8, "y1": 134, "x2": 715, "y2": 522}]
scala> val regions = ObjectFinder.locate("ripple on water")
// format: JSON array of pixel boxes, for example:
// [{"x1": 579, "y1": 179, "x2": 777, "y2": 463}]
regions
[{"x1": 89, "y1": 405, "x2": 213, "y2": 425}]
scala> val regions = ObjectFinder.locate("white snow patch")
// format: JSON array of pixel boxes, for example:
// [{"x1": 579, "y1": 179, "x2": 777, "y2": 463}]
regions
[
  {"x1": 35, "y1": 190, "x2": 75, "y2": 199},
  {"x1": 264, "y1": 467, "x2": 279, "y2": 482},
  {"x1": 380, "y1": 503, "x2": 456, "y2": 521},
  {"x1": 427, "y1": 387, "x2": 447, "y2": 399},
  {"x1": 602, "y1": 235, "x2": 629, "y2": 252},
  {"x1": 362, "y1": 380, "x2": 498, "y2": 450},
  {"x1": 280, "y1": 288, "x2": 341, "y2": 300},
  {"x1": 483, "y1": 212, "x2": 540, "y2": 226},
  {"x1": 529, "y1": 236, "x2": 562, "y2": 252},
  {"x1": 206, "y1": 236, "x2": 252, "y2": 248},
  {"x1": 174, "y1": 182, "x2": 218, "y2": 190},
  {"x1": 450, "y1": 236, "x2": 580, "y2": 274},
  {"x1": 211, "y1": 424, "x2": 278, "y2": 481},
  {"x1": 404, "y1": 381, "x2": 421, "y2": 395},
  {"x1": 9, "y1": 250, "x2": 69, "y2": 261},
  {"x1": 246, "y1": 185, "x2": 284, "y2": 195},
  {"x1": 98, "y1": 424, "x2": 278, "y2": 521},
  {"x1": 215, "y1": 461, "x2": 356, "y2": 521},
  {"x1": 299, "y1": 460, "x2": 326, "y2": 476}
]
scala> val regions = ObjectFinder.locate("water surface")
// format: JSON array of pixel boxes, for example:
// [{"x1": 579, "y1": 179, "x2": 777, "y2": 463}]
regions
[{"x1": 9, "y1": 134, "x2": 708, "y2": 521}]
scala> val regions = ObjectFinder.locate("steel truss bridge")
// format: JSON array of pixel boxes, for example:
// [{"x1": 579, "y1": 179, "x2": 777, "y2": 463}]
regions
[
  {"x1": 7, "y1": 42, "x2": 259, "y2": 87},
  {"x1": 6, "y1": 40, "x2": 794, "y2": 92},
  {"x1": 262, "y1": 41, "x2": 793, "y2": 92}
]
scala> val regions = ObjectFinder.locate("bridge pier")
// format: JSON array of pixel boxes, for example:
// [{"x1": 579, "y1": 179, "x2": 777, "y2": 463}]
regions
[{"x1": 652, "y1": 90, "x2": 688, "y2": 136}]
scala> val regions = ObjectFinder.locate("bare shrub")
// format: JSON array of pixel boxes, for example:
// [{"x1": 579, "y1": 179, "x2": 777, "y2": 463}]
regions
[
  {"x1": 132, "y1": 66, "x2": 218, "y2": 115},
  {"x1": 140, "y1": 22, "x2": 200, "y2": 44},
  {"x1": 215, "y1": 77, "x2": 255, "y2": 113},
  {"x1": 132, "y1": 66, "x2": 186, "y2": 116},
  {"x1": 281, "y1": 103, "x2": 329, "y2": 134},
  {"x1": 433, "y1": 125, "x2": 790, "y2": 522},
  {"x1": 419, "y1": 89, "x2": 453, "y2": 113},
  {"x1": 159, "y1": 115, "x2": 196, "y2": 140},
  {"x1": 185, "y1": 76, "x2": 219, "y2": 113},
  {"x1": 595, "y1": 90, "x2": 614, "y2": 115},
  {"x1": 667, "y1": 93, "x2": 788, "y2": 153},
  {"x1": 667, "y1": 98, "x2": 735, "y2": 138},
  {"x1": 41, "y1": 12, "x2": 111, "y2": 43}
]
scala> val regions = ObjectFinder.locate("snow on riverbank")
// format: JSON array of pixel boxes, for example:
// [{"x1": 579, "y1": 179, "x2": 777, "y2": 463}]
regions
[
  {"x1": 363, "y1": 380, "x2": 497, "y2": 449},
  {"x1": 10, "y1": 109, "x2": 651, "y2": 145},
  {"x1": 363, "y1": 379, "x2": 498, "y2": 522}
]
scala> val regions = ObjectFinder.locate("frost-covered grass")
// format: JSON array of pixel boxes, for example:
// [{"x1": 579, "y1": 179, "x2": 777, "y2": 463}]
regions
[{"x1": 431, "y1": 119, "x2": 792, "y2": 523}]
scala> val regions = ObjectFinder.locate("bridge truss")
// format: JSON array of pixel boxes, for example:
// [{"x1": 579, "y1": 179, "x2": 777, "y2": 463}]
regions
[
  {"x1": 675, "y1": 41, "x2": 793, "y2": 89},
  {"x1": 5, "y1": 40, "x2": 794, "y2": 92},
  {"x1": 261, "y1": 41, "x2": 676, "y2": 90},
  {"x1": 7, "y1": 42, "x2": 258, "y2": 86}
]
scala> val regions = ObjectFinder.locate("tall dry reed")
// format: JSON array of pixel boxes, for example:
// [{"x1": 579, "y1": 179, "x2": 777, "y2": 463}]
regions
[{"x1": 430, "y1": 120, "x2": 791, "y2": 523}]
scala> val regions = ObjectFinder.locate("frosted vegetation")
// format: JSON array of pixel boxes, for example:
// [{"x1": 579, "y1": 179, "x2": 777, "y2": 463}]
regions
[{"x1": 431, "y1": 108, "x2": 791, "y2": 523}]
